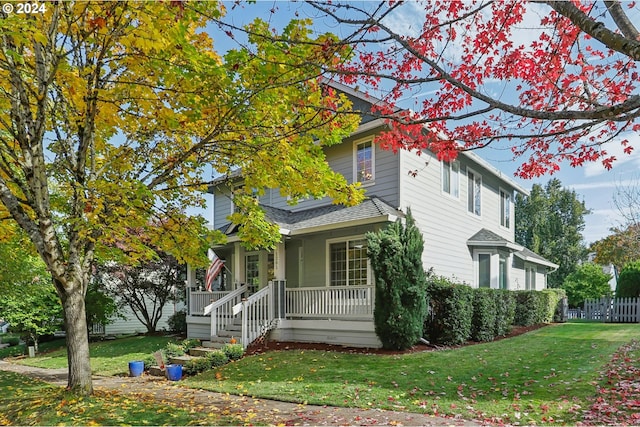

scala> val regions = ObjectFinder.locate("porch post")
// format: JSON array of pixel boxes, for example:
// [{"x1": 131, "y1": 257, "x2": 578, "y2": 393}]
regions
[
  {"x1": 186, "y1": 263, "x2": 197, "y2": 315},
  {"x1": 272, "y1": 280, "x2": 287, "y2": 319},
  {"x1": 233, "y1": 242, "x2": 245, "y2": 289},
  {"x1": 274, "y1": 241, "x2": 286, "y2": 280}
]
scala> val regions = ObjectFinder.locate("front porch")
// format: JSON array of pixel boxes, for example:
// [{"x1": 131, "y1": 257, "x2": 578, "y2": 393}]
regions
[{"x1": 186, "y1": 282, "x2": 380, "y2": 348}]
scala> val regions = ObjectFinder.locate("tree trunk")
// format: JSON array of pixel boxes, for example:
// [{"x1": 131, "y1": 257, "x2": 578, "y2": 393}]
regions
[{"x1": 59, "y1": 279, "x2": 93, "y2": 395}]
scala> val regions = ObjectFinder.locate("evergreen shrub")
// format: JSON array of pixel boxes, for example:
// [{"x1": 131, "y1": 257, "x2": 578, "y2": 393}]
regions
[
  {"x1": 367, "y1": 210, "x2": 428, "y2": 350},
  {"x1": 616, "y1": 261, "x2": 640, "y2": 298},
  {"x1": 424, "y1": 277, "x2": 474, "y2": 345},
  {"x1": 471, "y1": 288, "x2": 497, "y2": 342},
  {"x1": 494, "y1": 290, "x2": 515, "y2": 337}
]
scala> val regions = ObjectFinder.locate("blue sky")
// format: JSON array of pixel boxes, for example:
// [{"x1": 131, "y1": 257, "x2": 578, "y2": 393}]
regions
[{"x1": 208, "y1": 0, "x2": 640, "y2": 245}]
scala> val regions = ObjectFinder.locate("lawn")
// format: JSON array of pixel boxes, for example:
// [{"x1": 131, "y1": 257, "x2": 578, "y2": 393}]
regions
[
  {"x1": 3, "y1": 322, "x2": 640, "y2": 425},
  {"x1": 14, "y1": 335, "x2": 177, "y2": 376},
  {"x1": 0, "y1": 370, "x2": 235, "y2": 426},
  {"x1": 185, "y1": 322, "x2": 640, "y2": 425}
]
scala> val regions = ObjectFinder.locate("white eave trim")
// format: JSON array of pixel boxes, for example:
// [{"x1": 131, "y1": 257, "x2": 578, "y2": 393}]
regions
[
  {"x1": 289, "y1": 214, "x2": 397, "y2": 236},
  {"x1": 468, "y1": 240, "x2": 524, "y2": 252},
  {"x1": 514, "y1": 252, "x2": 559, "y2": 269}
]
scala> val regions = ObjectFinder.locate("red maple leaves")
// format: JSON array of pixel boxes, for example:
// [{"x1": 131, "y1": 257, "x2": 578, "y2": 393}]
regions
[{"x1": 320, "y1": 0, "x2": 639, "y2": 178}]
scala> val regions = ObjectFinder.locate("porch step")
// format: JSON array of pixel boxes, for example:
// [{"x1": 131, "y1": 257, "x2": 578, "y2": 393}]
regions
[
  {"x1": 168, "y1": 354, "x2": 199, "y2": 365},
  {"x1": 189, "y1": 347, "x2": 227, "y2": 357},
  {"x1": 201, "y1": 336, "x2": 236, "y2": 349}
]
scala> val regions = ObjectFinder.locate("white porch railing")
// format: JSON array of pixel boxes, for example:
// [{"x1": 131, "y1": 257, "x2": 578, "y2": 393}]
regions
[
  {"x1": 239, "y1": 285, "x2": 274, "y2": 348},
  {"x1": 190, "y1": 290, "x2": 233, "y2": 316},
  {"x1": 205, "y1": 285, "x2": 248, "y2": 339},
  {"x1": 286, "y1": 285, "x2": 374, "y2": 319}
]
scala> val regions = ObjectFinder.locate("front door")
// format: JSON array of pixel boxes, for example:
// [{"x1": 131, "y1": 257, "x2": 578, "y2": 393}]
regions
[{"x1": 245, "y1": 252, "x2": 275, "y2": 294}]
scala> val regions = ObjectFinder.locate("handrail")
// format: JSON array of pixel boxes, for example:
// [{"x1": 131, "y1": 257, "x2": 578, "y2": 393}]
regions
[
  {"x1": 207, "y1": 285, "x2": 248, "y2": 339},
  {"x1": 239, "y1": 285, "x2": 274, "y2": 348}
]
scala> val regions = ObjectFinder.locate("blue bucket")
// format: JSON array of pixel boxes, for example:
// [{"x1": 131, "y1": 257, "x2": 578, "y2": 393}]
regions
[
  {"x1": 128, "y1": 360, "x2": 144, "y2": 377},
  {"x1": 166, "y1": 364, "x2": 182, "y2": 381}
]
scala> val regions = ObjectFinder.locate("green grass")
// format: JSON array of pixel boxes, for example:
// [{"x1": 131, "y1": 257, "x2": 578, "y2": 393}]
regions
[
  {"x1": 0, "y1": 337, "x2": 66, "y2": 359},
  {"x1": 0, "y1": 370, "x2": 236, "y2": 426},
  {"x1": 185, "y1": 322, "x2": 640, "y2": 425},
  {"x1": 15, "y1": 335, "x2": 177, "y2": 376}
]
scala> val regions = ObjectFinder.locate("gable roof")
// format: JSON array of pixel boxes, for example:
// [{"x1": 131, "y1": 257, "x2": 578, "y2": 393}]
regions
[
  {"x1": 467, "y1": 228, "x2": 558, "y2": 270},
  {"x1": 220, "y1": 197, "x2": 402, "y2": 239}
]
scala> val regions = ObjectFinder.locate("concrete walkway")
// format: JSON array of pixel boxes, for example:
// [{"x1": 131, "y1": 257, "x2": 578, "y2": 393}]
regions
[{"x1": 0, "y1": 360, "x2": 482, "y2": 426}]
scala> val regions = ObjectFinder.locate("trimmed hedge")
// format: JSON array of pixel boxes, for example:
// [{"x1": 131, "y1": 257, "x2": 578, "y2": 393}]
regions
[
  {"x1": 493, "y1": 290, "x2": 516, "y2": 337},
  {"x1": 424, "y1": 277, "x2": 474, "y2": 345},
  {"x1": 471, "y1": 288, "x2": 497, "y2": 342}
]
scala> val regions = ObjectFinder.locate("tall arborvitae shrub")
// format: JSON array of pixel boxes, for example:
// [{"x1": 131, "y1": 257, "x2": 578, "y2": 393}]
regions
[
  {"x1": 616, "y1": 261, "x2": 640, "y2": 298},
  {"x1": 366, "y1": 209, "x2": 428, "y2": 350}
]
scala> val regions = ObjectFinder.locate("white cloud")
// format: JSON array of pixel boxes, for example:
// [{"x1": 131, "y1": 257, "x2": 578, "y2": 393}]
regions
[{"x1": 583, "y1": 134, "x2": 640, "y2": 178}]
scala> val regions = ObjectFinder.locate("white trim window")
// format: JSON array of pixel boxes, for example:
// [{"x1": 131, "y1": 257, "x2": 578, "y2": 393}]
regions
[
  {"x1": 355, "y1": 140, "x2": 374, "y2": 184},
  {"x1": 499, "y1": 254, "x2": 508, "y2": 289},
  {"x1": 525, "y1": 264, "x2": 536, "y2": 290},
  {"x1": 500, "y1": 188, "x2": 511, "y2": 228},
  {"x1": 442, "y1": 160, "x2": 460, "y2": 198},
  {"x1": 477, "y1": 252, "x2": 492, "y2": 288},
  {"x1": 467, "y1": 169, "x2": 482, "y2": 216},
  {"x1": 328, "y1": 238, "x2": 370, "y2": 286}
]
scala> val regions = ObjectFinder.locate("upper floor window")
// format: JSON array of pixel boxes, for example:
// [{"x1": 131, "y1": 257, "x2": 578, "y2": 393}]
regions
[
  {"x1": 467, "y1": 169, "x2": 481, "y2": 216},
  {"x1": 500, "y1": 189, "x2": 511, "y2": 228},
  {"x1": 355, "y1": 140, "x2": 374, "y2": 183},
  {"x1": 442, "y1": 160, "x2": 459, "y2": 198}
]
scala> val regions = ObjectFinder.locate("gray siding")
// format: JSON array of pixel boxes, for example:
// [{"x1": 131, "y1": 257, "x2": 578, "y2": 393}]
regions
[{"x1": 398, "y1": 150, "x2": 518, "y2": 285}]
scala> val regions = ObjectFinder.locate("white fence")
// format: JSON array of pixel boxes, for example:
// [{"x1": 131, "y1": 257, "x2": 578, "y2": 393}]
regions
[
  {"x1": 582, "y1": 297, "x2": 640, "y2": 323},
  {"x1": 285, "y1": 285, "x2": 374, "y2": 319}
]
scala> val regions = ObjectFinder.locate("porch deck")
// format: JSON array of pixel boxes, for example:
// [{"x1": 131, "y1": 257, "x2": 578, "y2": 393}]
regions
[{"x1": 187, "y1": 284, "x2": 379, "y2": 348}]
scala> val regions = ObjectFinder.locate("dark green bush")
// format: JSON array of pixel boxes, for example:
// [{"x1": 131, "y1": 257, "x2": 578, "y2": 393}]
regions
[
  {"x1": 471, "y1": 288, "x2": 497, "y2": 342},
  {"x1": 424, "y1": 277, "x2": 474, "y2": 345},
  {"x1": 494, "y1": 290, "x2": 515, "y2": 337},
  {"x1": 221, "y1": 343, "x2": 244, "y2": 361},
  {"x1": 514, "y1": 291, "x2": 548, "y2": 326},
  {"x1": 206, "y1": 349, "x2": 230, "y2": 367},
  {"x1": 616, "y1": 261, "x2": 640, "y2": 298},
  {"x1": 0, "y1": 336, "x2": 20, "y2": 346},
  {"x1": 367, "y1": 210, "x2": 428, "y2": 350},
  {"x1": 168, "y1": 309, "x2": 187, "y2": 335}
]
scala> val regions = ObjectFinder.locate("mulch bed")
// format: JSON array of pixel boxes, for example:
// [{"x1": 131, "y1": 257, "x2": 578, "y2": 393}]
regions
[{"x1": 246, "y1": 323, "x2": 549, "y2": 356}]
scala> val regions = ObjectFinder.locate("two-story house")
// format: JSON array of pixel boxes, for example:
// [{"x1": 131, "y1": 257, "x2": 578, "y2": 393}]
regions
[{"x1": 186, "y1": 82, "x2": 558, "y2": 348}]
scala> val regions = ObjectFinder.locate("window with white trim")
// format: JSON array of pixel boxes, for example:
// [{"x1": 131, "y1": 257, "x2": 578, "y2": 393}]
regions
[
  {"x1": 478, "y1": 253, "x2": 491, "y2": 288},
  {"x1": 467, "y1": 169, "x2": 481, "y2": 216},
  {"x1": 329, "y1": 238, "x2": 369, "y2": 286},
  {"x1": 355, "y1": 140, "x2": 374, "y2": 183},
  {"x1": 525, "y1": 265, "x2": 536, "y2": 290},
  {"x1": 500, "y1": 189, "x2": 511, "y2": 228},
  {"x1": 442, "y1": 160, "x2": 460, "y2": 198},
  {"x1": 499, "y1": 254, "x2": 508, "y2": 289}
]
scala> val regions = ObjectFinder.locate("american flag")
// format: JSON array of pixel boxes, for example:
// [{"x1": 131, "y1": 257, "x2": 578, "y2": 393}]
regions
[{"x1": 204, "y1": 249, "x2": 223, "y2": 292}]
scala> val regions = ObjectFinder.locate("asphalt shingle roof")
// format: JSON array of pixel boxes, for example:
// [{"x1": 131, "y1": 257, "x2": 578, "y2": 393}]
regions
[{"x1": 219, "y1": 197, "x2": 402, "y2": 236}]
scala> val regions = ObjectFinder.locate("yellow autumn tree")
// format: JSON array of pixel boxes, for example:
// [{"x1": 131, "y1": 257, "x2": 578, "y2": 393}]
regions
[{"x1": 0, "y1": 1, "x2": 361, "y2": 394}]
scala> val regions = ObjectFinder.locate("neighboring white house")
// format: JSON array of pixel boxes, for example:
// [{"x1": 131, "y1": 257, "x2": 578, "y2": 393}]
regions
[{"x1": 186, "y1": 82, "x2": 558, "y2": 348}]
